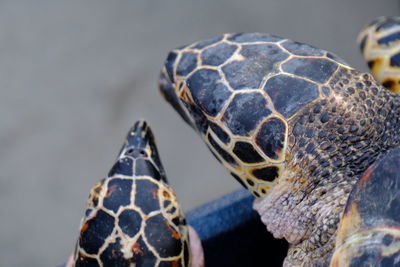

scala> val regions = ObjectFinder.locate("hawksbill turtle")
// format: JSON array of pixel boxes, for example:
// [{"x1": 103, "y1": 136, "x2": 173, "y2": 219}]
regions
[
  {"x1": 158, "y1": 17, "x2": 400, "y2": 266},
  {"x1": 69, "y1": 16, "x2": 400, "y2": 266},
  {"x1": 70, "y1": 121, "x2": 204, "y2": 266}
]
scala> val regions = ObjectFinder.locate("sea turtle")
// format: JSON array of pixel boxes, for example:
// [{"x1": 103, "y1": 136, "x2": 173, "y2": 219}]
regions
[
  {"x1": 158, "y1": 20, "x2": 400, "y2": 265},
  {"x1": 70, "y1": 120, "x2": 204, "y2": 267},
  {"x1": 68, "y1": 17, "x2": 400, "y2": 267}
]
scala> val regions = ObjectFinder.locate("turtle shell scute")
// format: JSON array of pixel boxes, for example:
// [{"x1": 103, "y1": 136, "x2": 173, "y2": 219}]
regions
[
  {"x1": 222, "y1": 43, "x2": 289, "y2": 90},
  {"x1": 186, "y1": 68, "x2": 232, "y2": 116},
  {"x1": 232, "y1": 141, "x2": 264, "y2": 164},
  {"x1": 118, "y1": 209, "x2": 142, "y2": 238},
  {"x1": 281, "y1": 39, "x2": 324, "y2": 57},
  {"x1": 144, "y1": 214, "x2": 183, "y2": 258},
  {"x1": 251, "y1": 165, "x2": 281, "y2": 182},
  {"x1": 201, "y1": 42, "x2": 237, "y2": 66},
  {"x1": 222, "y1": 92, "x2": 272, "y2": 136},
  {"x1": 192, "y1": 35, "x2": 223, "y2": 49},
  {"x1": 176, "y1": 52, "x2": 198, "y2": 76},
  {"x1": 255, "y1": 117, "x2": 287, "y2": 160},
  {"x1": 227, "y1": 32, "x2": 282, "y2": 43},
  {"x1": 282, "y1": 57, "x2": 338, "y2": 84},
  {"x1": 263, "y1": 74, "x2": 319, "y2": 118},
  {"x1": 79, "y1": 209, "x2": 115, "y2": 255}
]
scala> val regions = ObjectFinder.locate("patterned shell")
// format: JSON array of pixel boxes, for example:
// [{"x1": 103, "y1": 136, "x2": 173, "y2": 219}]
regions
[
  {"x1": 159, "y1": 31, "x2": 400, "y2": 265},
  {"x1": 73, "y1": 121, "x2": 190, "y2": 267},
  {"x1": 358, "y1": 16, "x2": 400, "y2": 93},
  {"x1": 159, "y1": 32, "x2": 350, "y2": 198}
]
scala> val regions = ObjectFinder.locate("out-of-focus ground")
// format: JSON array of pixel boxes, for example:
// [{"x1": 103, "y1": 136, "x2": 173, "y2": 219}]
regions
[{"x1": 0, "y1": 1, "x2": 398, "y2": 266}]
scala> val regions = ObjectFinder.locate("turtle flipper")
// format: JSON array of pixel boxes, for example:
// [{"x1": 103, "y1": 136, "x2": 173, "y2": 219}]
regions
[
  {"x1": 358, "y1": 16, "x2": 400, "y2": 92},
  {"x1": 73, "y1": 121, "x2": 192, "y2": 267},
  {"x1": 330, "y1": 146, "x2": 400, "y2": 266}
]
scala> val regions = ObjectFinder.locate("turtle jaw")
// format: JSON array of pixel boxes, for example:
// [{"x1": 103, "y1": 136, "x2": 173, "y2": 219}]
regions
[{"x1": 158, "y1": 70, "x2": 196, "y2": 129}]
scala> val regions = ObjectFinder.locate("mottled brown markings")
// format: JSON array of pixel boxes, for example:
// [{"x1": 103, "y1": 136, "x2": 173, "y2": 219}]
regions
[
  {"x1": 105, "y1": 184, "x2": 118, "y2": 198},
  {"x1": 166, "y1": 221, "x2": 182, "y2": 241},
  {"x1": 162, "y1": 190, "x2": 171, "y2": 198},
  {"x1": 132, "y1": 241, "x2": 143, "y2": 255}
]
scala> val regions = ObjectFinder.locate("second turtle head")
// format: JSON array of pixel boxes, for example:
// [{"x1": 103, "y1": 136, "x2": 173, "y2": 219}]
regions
[{"x1": 108, "y1": 120, "x2": 167, "y2": 182}]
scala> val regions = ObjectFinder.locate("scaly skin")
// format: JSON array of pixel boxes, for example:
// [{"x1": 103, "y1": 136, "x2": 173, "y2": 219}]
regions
[
  {"x1": 255, "y1": 68, "x2": 400, "y2": 265},
  {"x1": 158, "y1": 33, "x2": 400, "y2": 265}
]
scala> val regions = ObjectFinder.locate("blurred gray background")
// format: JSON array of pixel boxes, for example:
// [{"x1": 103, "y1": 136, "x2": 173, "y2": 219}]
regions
[{"x1": 1, "y1": 0, "x2": 399, "y2": 266}]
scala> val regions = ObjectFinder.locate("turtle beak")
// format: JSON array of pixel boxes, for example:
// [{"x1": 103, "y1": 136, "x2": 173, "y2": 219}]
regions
[
  {"x1": 123, "y1": 120, "x2": 150, "y2": 154},
  {"x1": 108, "y1": 120, "x2": 167, "y2": 182},
  {"x1": 159, "y1": 66, "x2": 194, "y2": 128}
]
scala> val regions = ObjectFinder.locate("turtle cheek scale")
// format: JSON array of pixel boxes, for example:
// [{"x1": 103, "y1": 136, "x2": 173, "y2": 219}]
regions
[{"x1": 74, "y1": 121, "x2": 193, "y2": 266}]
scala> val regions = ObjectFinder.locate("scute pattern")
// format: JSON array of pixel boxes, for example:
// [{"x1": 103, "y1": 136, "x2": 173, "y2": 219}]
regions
[
  {"x1": 223, "y1": 92, "x2": 271, "y2": 136},
  {"x1": 233, "y1": 141, "x2": 264, "y2": 163},
  {"x1": 264, "y1": 74, "x2": 319, "y2": 118},
  {"x1": 159, "y1": 32, "x2": 350, "y2": 198},
  {"x1": 222, "y1": 43, "x2": 288, "y2": 90},
  {"x1": 358, "y1": 16, "x2": 400, "y2": 93},
  {"x1": 74, "y1": 121, "x2": 189, "y2": 267},
  {"x1": 176, "y1": 52, "x2": 197, "y2": 76},
  {"x1": 256, "y1": 117, "x2": 287, "y2": 160},
  {"x1": 227, "y1": 32, "x2": 282, "y2": 43},
  {"x1": 201, "y1": 43, "x2": 237, "y2": 66},
  {"x1": 281, "y1": 40, "x2": 324, "y2": 57},
  {"x1": 187, "y1": 69, "x2": 231, "y2": 116},
  {"x1": 281, "y1": 57, "x2": 338, "y2": 84},
  {"x1": 160, "y1": 30, "x2": 400, "y2": 266}
]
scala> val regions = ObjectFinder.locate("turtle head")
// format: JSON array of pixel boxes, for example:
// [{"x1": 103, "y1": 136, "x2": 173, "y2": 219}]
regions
[
  {"x1": 159, "y1": 33, "x2": 321, "y2": 198},
  {"x1": 159, "y1": 32, "x2": 400, "y2": 262},
  {"x1": 158, "y1": 33, "x2": 376, "y2": 203},
  {"x1": 74, "y1": 120, "x2": 200, "y2": 266},
  {"x1": 108, "y1": 120, "x2": 167, "y2": 182}
]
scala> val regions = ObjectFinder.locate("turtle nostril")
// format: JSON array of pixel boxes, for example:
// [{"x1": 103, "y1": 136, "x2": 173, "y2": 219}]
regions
[{"x1": 125, "y1": 148, "x2": 147, "y2": 158}]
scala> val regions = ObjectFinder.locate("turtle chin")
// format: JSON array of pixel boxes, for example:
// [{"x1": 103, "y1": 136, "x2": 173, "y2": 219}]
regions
[{"x1": 158, "y1": 71, "x2": 194, "y2": 128}]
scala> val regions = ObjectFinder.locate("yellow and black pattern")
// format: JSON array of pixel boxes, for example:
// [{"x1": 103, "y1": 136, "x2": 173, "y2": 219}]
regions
[
  {"x1": 73, "y1": 121, "x2": 190, "y2": 267},
  {"x1": 358, "y1": 16, "x2": 400, "y2": 93}
]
